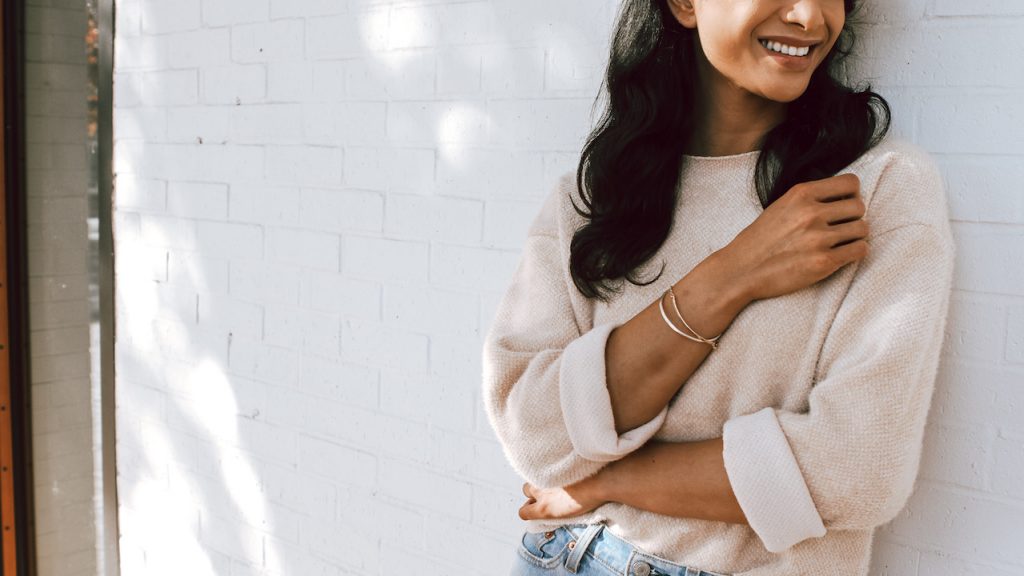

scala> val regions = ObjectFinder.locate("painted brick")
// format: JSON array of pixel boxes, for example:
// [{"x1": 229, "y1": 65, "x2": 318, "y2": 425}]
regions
[
  {"x1": 991, "y1": 432, "x2": 1024, "y2": 500},
  {"x1": 302, "y1": 102, "x2": 387, "y2": 146},
  {"x1": 306, "y1": 270, "x2": 381, "y2": 321},
  {"x1": 111, "y1": 1, "x2": 1024, "y2": 574},
  {"x1": 299, "y1": 187, "x2": 384, "y2": 233},
  {"x1": 228, "y1": 336, "x2": 299, "y2": 387},
  {"x1": 267, "y1": 60, "x2": 313, "y2": 103},
  {"x1": 299, "y1": 435, "x2": 377, "y2": 489},
  {"x1": 951, "y1": 223, "x2": 1024, "y2": 297},
  {"x1": 383, "y1": 193, "x2": 483, "y2": 244},
  {"x1": 929, "y1": 0, "x2": 1024, "y2": 16},
  {"x1": 1007, "y1": 305, "x2": 1024, "y2": 364},
  {"x1": 345, "y1": 52, "x2": 436, "y2": 100},
  {"x1": 140, "y1": 0, "x2": 201, "y2": 34},
  {"x1": 228, "y1": 184, "x2": 301, "y2": 226},
  {"x1": 378, "y1": 459, "x2": 471, "y2": 520},
  {"x1": 918, "y1": 422, "x2": 995, "y2": 491},
  {"x1": 166, "y1": 106, "x2": 230, "y2": 144},
  {"x1": 429, "y1": 242, "x2": 519, "y2": 292},
  {"x1": 343, "y1": 147, "x2": 434, "y2": 194},
  {"x1": 943, "y1": 293, "x2": 1007, "y2": 362},
  {"x1": 297, "y1": 353, "x2": 379, "y2": 409},
  {"x1": 387, "y1": 101, "x2": 488, "y2": 146},
  {"x1": 231, "y1": 19, "x2": 304, "y2": 63},
  {"x1": 341, "y1": 235, "x2": 428, "y2": 284},
  {"x1": 305, "y1": 10, "x2": 388, "y2": 60},
  {"x1": 341, "y1": 317, "x2": 429, "y2": 372},
  {"x1": 264, "y1": 225, "x2": 339, "y2": 270},
  {"x1": 918, "y1": 93, "x2": 1024, "y2": 155},
  {"x1": 202, "y1": 0, "x2": 269, "y2": 27},
  {"x1": 200, "y1": 64, "x2": 266, "y2": 105},
  {"x1": 166, "y1": 181, "x2": 229, "y2": 219},
  {"x1": 264, "y1": 145, "x2": 343, "y2": 187},
  {"x1": 168, "y1": 28, "x2": 230, "y2": 68},
  {"x1": 270, "y1": 0, "x2": 346, "y2": 19},
  {"x1": 436, "y1": 49, "x2": 481, "y2": 95},
  {"x1": 481, "y1": 46, "x2": 544, "y2": 96},
  {"x1": 264, "y1": 303, "x2": 340, "y2": 356},
  {"x1": 886, "y1": 484, "x2": 1024, "y2": 565},
  {"x1": 229, "y1": 260, "x2": 302, "y2": 306},
  {"x1": 167, "y1": 250, "x2": 230, "y2": 294},
  {"x1": 937, "y1": 154, "x2": 1024, "y2": 224}
]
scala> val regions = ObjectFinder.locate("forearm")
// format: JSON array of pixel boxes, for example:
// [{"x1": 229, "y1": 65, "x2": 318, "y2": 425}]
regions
[
  {"x1": 598, "y1": 437, "x2": 749, "y2": 525},
  {"x1": 606, "y1": 251, "x2": 750, "y2": 434}
]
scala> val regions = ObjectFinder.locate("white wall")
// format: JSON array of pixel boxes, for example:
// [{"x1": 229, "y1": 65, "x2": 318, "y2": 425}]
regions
[
  {"x1": 111, "y1": 1, "x2": 1024, "y2": 575},
  {"x1": 24, "y1": 0, "x2": 101, "y2": 574}
]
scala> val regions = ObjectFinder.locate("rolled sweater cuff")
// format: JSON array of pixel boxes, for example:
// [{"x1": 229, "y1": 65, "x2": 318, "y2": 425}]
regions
[
  {"x1": 559, "y1": 321, "x2": 668, "y2": 462},
  {"x1": 722, "y1": 406, "x2": 827, "y2": 553}
]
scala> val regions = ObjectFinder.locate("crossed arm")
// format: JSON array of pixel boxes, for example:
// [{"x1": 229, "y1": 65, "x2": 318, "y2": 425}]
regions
[
  {"x1": 520, "y1": 223, "x2": 956, "y2": 544},
  {"x1": 498, "y1": 157, "x2": 955, "y2": 553},
  {"x1": 519, "y1": 436, "x2": 748, "y2": 525},
  {"x1": 517, "y1": 236, "x2": 753, "y2": 524}
]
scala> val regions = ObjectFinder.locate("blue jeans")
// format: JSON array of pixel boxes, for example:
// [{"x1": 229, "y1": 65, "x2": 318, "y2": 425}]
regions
[{"x1": 511, "y1": 523, "x2": 732, "y2": 576}]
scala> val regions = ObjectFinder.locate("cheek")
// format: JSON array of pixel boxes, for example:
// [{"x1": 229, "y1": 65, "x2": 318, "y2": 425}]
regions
[
  {"x1": 824, "y1": 5, "x2": 847, "y2": 52},
  {"x1": 695, "y1": 26, "x2": 754, "y2": 78}
]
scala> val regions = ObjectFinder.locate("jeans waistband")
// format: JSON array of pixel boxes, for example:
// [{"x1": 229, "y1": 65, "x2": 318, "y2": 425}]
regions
[{"x1": 561, "y1": 523, "x2": 731, "y2": 576}]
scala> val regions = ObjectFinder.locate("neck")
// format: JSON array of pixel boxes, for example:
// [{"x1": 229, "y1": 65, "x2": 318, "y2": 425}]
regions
[{"x1": 687, "y1": 57, "x2": 786, "y2": 157}]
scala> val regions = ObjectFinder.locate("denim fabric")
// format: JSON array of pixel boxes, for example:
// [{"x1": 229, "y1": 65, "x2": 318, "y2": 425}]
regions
[{"x1": 510, "y1": 523, "x2": 732, "y2": 576}]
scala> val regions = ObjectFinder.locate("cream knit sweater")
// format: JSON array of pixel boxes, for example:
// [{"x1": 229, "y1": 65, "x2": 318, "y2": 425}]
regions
[{"x1": 481, "y1": 136, "x2": 956, "y2": 575}]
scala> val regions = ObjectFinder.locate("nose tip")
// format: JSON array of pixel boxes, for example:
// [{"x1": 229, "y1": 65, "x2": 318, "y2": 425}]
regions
[{"x1": 785, "y1": 0, "x2": 827, "y2": 30}]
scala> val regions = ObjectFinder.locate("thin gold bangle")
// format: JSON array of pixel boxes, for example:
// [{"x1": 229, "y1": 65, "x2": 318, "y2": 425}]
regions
[
  {"x1": 666, "y1": 286, "x2": 722, "y2": 344},
  {"x1": 658, "y1": 289, "x2": 718, "y2": 349}
]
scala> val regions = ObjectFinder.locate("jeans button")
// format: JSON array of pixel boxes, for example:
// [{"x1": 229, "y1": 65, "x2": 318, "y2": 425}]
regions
[
  {"x1": 544, "y1": 531, "x2": 554, "y2": 538},
  {"x1": 632, "y1": 560, "x2": 651, "y2": 576}
]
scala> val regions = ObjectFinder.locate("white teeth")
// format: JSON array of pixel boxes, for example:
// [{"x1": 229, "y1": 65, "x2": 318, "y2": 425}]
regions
[{"x1": 761, "y1": 40, "x2": 811, "y2": 57}]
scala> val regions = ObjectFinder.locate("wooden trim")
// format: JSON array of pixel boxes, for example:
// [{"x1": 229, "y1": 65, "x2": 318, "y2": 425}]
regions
[
  {"x1": 2, "y1": 0, "x2": 33, "y2": 571},
  {"x1": 0, "y1": 0, "x2": 16, "y2": 567}
]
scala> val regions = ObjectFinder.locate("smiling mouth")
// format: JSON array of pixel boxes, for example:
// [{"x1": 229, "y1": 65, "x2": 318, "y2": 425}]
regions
[{"x1": 759, "y1": 39, "x2": 814, "y2": 57}]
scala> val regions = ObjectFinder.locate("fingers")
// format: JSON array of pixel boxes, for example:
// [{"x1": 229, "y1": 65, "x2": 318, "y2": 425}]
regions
[
  {"x1": 825, "y1": 218, "x2": 869, "y2": 247},
  {"x1": 830, "y1": 238, "x2": 869, "y2": 266},
  {"x1": 519, "y1": 497, "x2": 539, "y2": 520},
  {"x1": 802, "y1": 173, "x2": 861, "y2": 202},
  {"x1": 820, "y1": 195, "x2": 866, "y2": 226},
  {"x1": 518, "y1": 501, "x2": 533, "y2": 520},
  {"x1": 523, "y1": 482, "x2": 533, "y2": 498}
]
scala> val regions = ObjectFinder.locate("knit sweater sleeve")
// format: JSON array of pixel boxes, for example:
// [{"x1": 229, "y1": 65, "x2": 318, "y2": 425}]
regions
[
  {"x1": 481, "y1": 176, "x2": 668, "y2": 489},
  {"x1": 720, "y1": 145, "x2": 956, "y2": 553}
]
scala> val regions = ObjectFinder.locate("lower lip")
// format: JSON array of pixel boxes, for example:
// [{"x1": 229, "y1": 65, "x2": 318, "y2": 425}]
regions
[{"x1": 760, "y1": 42, "x2": 815, "y2": 71}]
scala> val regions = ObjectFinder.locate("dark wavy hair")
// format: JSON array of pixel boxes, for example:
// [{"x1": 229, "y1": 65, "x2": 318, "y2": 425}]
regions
[{"x1": 569, "y1": 0, "x2": 890, "y2": 302}]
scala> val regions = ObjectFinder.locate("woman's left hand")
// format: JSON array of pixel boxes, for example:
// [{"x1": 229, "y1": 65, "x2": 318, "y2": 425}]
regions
[{"x1": 519, "y1": 475, "x2": 609, "y2": 521}]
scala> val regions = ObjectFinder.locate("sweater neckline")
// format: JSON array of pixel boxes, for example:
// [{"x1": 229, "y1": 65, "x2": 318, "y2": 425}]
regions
[
  {"x1": 681, "y1": 149, "x2": 762, "y2": 161},
  {"x1": 679, "y1": 149, "x2": 764, "y2": 208}
]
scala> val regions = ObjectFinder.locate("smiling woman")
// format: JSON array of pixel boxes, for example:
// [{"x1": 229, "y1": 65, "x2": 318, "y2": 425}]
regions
[{"x1": 481, "y1": 1, "x2": 956, "y2": 575}]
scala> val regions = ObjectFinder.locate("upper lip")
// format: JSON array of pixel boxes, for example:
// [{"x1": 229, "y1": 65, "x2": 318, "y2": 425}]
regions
[{"x1": 758, "y1": 36, "x2": 824, "y2": 48}]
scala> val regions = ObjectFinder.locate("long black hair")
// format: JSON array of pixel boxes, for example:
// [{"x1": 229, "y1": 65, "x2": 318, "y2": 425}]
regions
[{"x1": 569, "y1": 0, "x2": 890, "y2": 302}]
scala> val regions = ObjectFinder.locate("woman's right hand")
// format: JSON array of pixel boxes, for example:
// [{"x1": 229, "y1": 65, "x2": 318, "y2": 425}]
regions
[{"x1": 718, "y1": 173, "x2": 870, "y2": 303}]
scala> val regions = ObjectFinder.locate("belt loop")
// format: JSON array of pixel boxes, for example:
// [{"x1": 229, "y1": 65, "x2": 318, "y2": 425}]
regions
[
  {"x1": 684, "y1": 568, "x2": 700, "y2": 576},
  {"x1": 563, "y1": 523, "x2": 603, "y2": 573}
]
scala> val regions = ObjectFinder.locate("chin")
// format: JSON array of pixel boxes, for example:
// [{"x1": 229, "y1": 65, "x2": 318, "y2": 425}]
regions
[{"x1": 762, "y1": 83, "x2": 812, "y2": 103}]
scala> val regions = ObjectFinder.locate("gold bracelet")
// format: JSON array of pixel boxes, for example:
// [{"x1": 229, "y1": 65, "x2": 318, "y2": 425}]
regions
[
  {"x1": 658, "y1": 288, "x2": 719, "y2": 350},
  {"x1": 665, "y1": 287, "x2": 722, "y2": 349}
]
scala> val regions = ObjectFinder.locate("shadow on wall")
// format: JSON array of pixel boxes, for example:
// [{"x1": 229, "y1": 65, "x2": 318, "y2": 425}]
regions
[
  {"x1": 113, "y1": 0, "x2": 620, "y2": 574},
  {"x1": 111, "y1": 0, "x2": 1024, "y2": 574}
]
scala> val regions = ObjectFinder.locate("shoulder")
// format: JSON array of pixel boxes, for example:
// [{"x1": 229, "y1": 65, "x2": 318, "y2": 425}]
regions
[{"x1": 845, "y1": 135, "x2": 952, "y2": 237}]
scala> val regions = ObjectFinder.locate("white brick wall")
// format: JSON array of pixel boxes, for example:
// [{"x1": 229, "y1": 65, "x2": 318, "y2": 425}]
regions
[{"x1": 111, "y1": 2, "x2": 1024, "y2": 575}]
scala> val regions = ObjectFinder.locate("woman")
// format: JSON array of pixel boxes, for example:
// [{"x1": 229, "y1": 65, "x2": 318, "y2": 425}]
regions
[{"x1": 481, "y1": 0, "x2": 955, "y2": 575}]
